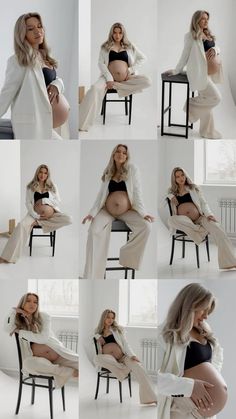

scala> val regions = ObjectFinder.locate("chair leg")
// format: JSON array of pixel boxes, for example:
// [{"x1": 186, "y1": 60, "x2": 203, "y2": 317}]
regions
[
  {"x1": 31, "y1": 378, "x2": 35, "y2": 404},
  {"x1": 128, "y1": 373, "x2": 132, "y2": 397},
  {"x1": 182, "y1": 237, "x2": 185, "y2": 258},
  {"x1": 106, "y1": 375, "x2": 109, "y2": 393},
  {"x1": 206, "y1": 236, "x2": 210, "y2": 261},
  {"x1": 48, "y1": 378, "x2": 54, "y2": 419},
  {"x1": 61, "y1": 386, "x2": 65, "y2": 411},
  {"x1": 15, "y1": 374, "x2": 23, "y2": 414},
  {"x1": 131, "y1": 269, "x2": 135, "y2": 279},
  {"x1": 169, "y1": 237, "x2": 175, "y2": 265},
  {"x1": 101, "y1": 97, "x2": 105, "y2": 115},
  {"x1": 195, "y1": 244, "x2": 200, "y2": 268},
  {"x1": 124, "y1": 268, "x2": 128, "y2": 279},
  {"x1": 119, "y1": 381, "x2": 122, "y2": 403},
  {"x1": 52, "y1": 231, "x2": 56, "y2": 257},
  {"x1": 29, "y1": 231, "x2": 33, "y2": 256},
  {"x1": 129, "y1": 95, "x2": 132, "y2": 124},
  {"x1": 125, "y1": 96, "x2": 128, "y2": 115},
  {"x1": 103, "y1": 95, "x2": 107, "y2": 124},
  {"x1": 50, "y1": 232, "x2": 53, "y2": 246},
  {"x1": 95, "y1": 374, "x2": 100, "y2": 399}
]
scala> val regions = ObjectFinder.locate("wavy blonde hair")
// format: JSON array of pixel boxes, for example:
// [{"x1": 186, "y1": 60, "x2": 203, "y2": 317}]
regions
[
  {"x1": 14, "y1": 12, "x2": 57, "y2": 67},
  {"x1": 168, "y1": 167, "x2": 199, "y2": 195},
  {"x1": 102, "y1": 144, "x2": 130, "y2": 182},
  {"x1": 101, "y1": 22, "x2": 133, "y2": 51},
  {"x1": 190, "y1": 10, "x2": 215, "y2": 41},
  {"x1": 95, "y1": 309, "x2": 123, "y2": 335},
  {"x1": 27, "y1": 164, "x2": 56, "y2": 192},
  {"x1": 162, "y1": 283, "x2": 216, "y2": 345},
  {"x1": 14, "y1": 293, "x2": 43, "y2": 333}
]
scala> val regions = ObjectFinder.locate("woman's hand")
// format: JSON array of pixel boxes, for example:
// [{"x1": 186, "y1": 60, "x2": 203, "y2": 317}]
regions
[
  {"x1": 14, "y1": 307, "x2": 29, "y2": 317},
  {"x1": 47, "y1": 84, "x2": 59, "y2": 105},
  {"x1": 144, "y1": 214, "x2": 155, "y2": 223},
  {"x1": 206, "y1": 48, "x2": 216, "y2": 61},
  {"x1": 191, "y1": 379, "x2": 214, "y2": 411},
  {"x1": 97, "y1": 336, "x2": 106, "y2": 346},
  {"x1": 82, "y1": 215, "x2": 94, "y2": 224},
  {"x1": 163, "y1": 69, "x2": 174, "y2": 76},
  {"x1": 171, "y1": 196, "x2": 179, "y2": 207},
  {"x1": 130, "y1": 355, "x2": 140, "y2": 362},
  {"x1": 106, "y1": 81, "x2": 115, "y2": 89},
  {"x1": 207, "y1": 215, "x2": 217, "y2": 222}
]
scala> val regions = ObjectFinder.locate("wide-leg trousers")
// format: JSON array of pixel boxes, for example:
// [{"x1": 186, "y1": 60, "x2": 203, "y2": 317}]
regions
[
  {"x1": 171, "y1": 398, "x2": 212, "y2": 419},
  {"x1": 168, "y1": 215, "x2": 236, "y2": 269},
  {"x1": 1, "y1": 212, "x2": 72, "y2": 263},
  {"x1": 79, "y1": 74, "x2": 151, "y2": 131},
  {"x1": 83, "y1": 208, "x2": 151, "y2": 279}
]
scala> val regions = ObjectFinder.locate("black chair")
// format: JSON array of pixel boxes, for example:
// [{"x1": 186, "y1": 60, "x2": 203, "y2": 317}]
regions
[
  {"x1": 0, "y1": 118, "x2": 14, "y2": 139},
  {"x1": 161, "y1": 72, "x2": 194, "y2": 139},
  {"x1": 15, "y1": 333, "x2": 65, "y2": 419},
  {"x1": 93, "y1": 337, "x2": 132, "y2": 403},
  {"x1": 167, "y1": 198, "x2": 210, "y2": 268},
  {"x1": 101, "y1": 89, "x2": 133, "y2": 125},
  {"x1": 105, "y1": 219, "x2": 135, "y2": 279},
  {"x1": 29, "y1": 225, "x2": 56, "y2": 256}
]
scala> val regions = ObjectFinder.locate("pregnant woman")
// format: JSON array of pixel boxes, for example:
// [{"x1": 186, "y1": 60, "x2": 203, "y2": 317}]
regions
[
  {"x1": 5, "y1": 293, "x2": 78, "y2": 388},
  {"x1": 0, "y1": 164, "x2": 72, "y2": 263},
  {"x1": 157, "y1": 283, "x2": 227, "y2": 419},
  {"x1": 167, "y1": 167, "x2": 236, "y2": 269},
  {"x1": 0, "y1": 12, "x2": 69, "y2": 140},
  {"x1": 79, "y1": 22, "x2": 150, "y2": 131},
  {"x1": 94, "y1": 309, "x2": 156, "y2": 405},
  {"x1": 165, "y1": 10, "x2": 223, "y2": 139},
  {"x1": 82, "y1": 144, "x2": 154, "y2": 279}
]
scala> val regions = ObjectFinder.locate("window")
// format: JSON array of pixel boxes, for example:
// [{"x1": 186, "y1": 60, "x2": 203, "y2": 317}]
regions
[
  {"x1": 28, "y1": 279, "x2": 79, "y2": 317},
  {"x1": 205, "y1": 141, "x2": 236, "y2": 184}
]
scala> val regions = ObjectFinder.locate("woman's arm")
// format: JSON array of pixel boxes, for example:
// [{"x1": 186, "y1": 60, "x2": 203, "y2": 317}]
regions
[
  {"x1": 98, "y1": 48, "x2": 114, "y2": 82},
  {"x1": 88, "y1": 181, "x2": 107, "y2": 218},
  {"x1": 25, "y1": 188, "x2": 40, "y2": 219},
  {"x1": 128, "y1": 45, "x2": 146, "y2": 75},
  {"x1": 41, "y1": 184, "x2": 61, "y2": 208},
  {"x1": 0, "y1": 55, "x2": 25, "y2": 118},
  {"x1": 50, "y1": 77, "x2": 64, "y2": 94},
  {"x1": 130, "y1": 165, "x2": 147, "y2": 218},
  {"x1": 173, "y1": 33, "x2": 193, "y2": 75}
]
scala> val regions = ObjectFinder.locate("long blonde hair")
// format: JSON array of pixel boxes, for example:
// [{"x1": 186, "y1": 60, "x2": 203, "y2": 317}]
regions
[
  {"x1": 14, "y1": 293, "x2": 43, "y2": 333},
  {"x1": 14, "y1": 12, "x2": 58, "y2": 67},
  {"x1": 95, "y1": 309, "x2": 123, "y2": 335},
  {"x1": 101, "y1": 22, "x2": 133, "y2": 51},
  {"x1": 162, "y1": 283, "x2": 216, "y2": 345},
  {"x1": 168, "y1": 166, "x2": 199, "y2": 195},
  {"x1": 27, "y1": 164, "x2": 56, "y2": 192},
  {"x1": 102, "y1": 144, "x2": 130, "y2": 182},
  {"x1": 190, "y1": 10, "x2": 215, "y2": 41}
]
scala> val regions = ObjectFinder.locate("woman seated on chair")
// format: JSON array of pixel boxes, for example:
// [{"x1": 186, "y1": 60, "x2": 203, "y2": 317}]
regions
[
  {"x1": 82, "y1": 144, "x2": 154, "y2": 279},
  {"x1": 5, "y1": 293, "x2": 78, "y2": 388},
  {"x1": 0, "y1": 164, "x2": 72, "y2": 264},
  {"x1": 94, "y1": 309, "x2": 156, "y2": 405},
  {"x1": 167, "y1": 166, "x2": 236, "y2": 269},
  {"x1": 79, "y1": 22, "x2": 151, "y2": 131}
]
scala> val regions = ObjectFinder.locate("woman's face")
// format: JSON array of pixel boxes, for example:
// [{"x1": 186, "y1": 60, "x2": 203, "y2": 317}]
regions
[
  {"x1": 112, "y1": 27, "x2": 123, "y2": 44},
  {"x1": 104, "y1": 312, "x2": 115, "y2": 328},
  {"x1": 193, "y1": 304, "x2": 211, "y2": 329},
  {"x1": 198, "y1": 13, "x2": 209, "y2": 30},
  {"x1": 175, "y1": 170, "x2": 186, "y2": 187},
  {"x1": 37, "y1": 167, "x2": 48, "y2": 183},
  {"x1": 113, "y1": 146, "x2": 128, "y2": 166},
  {"x1": 23, "y1": 294, "x2": 38, "y2": 315},
  {"x1": 25, "y1": 17, "x2": 44, "y2": 48}
]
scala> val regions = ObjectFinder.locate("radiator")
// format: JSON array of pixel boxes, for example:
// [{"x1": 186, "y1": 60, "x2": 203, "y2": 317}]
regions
[
  {"x1": 58, "y1": 330, "x2": 78, "y2": 353},
  {"x1": 219, "y1": 199, "x2": 236, "y2": 239},
  {"x1": 141, "y1": 339, "x2": 157, "y2": 376}
]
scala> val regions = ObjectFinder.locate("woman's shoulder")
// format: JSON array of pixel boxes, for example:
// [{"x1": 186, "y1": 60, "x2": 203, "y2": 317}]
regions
[{"x1": 128, "y1": 163, "x2": 139, "y2": 172}]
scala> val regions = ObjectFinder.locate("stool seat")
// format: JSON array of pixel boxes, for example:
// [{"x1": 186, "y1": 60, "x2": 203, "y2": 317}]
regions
[
  {"x1": 0, "y1": 118, "x2": 14, "y2": 139},
  {"x1": 161, "y1": 72, "x2": 189, "y2": 83}
]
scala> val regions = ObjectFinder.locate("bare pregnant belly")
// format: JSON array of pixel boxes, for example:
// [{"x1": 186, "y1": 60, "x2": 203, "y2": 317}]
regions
[
  {"x1": 105, "y1": 191, "x2": 131, "y2": 216},
  {"x1": 207, "y1": 55, "x2": 221, "y2": 75},
  {"x1": 52, "y1": 94, "x2": 70, "y2": 128},
  {"x1": 102, "y1": 343, "x2": 124, "y2": 360},
  {"x1": 184, "y1": 362, "x2": 227, "y2": 417},
  {"x1": 34, "y1": 203, "x2": 55, "y2": 218},
  {"x1": 31, "y1": 343, "x2": 59, "y2": 362},
  {"x1": 177, "y1": 203, "x2": 200, "y2": 221},
  {"x1": 108, "y1": 61, "x2": 129, "y2": 82}
]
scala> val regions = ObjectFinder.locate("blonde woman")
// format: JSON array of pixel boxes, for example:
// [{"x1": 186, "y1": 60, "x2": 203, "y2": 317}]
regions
[
  {"x1": 5, "y1": 293, "x2": 78, "y2": 388},
  {"x1": 82, "y1": 144, "x2": 154, "y2": 279},
  {"x1": 94, "y1": 309, "x2": 156, "y2": 405},
  {"x1": 157, "y1": 283, "x2": 227, "y2": 419},
  {"x1": 0, "y1": 164, "x2": 72, "y2": 264},
  {"x1": 79, "y1": 22, "x2": 150, "y2": 131},
  {"x1": 165, "y1": 10, "x2": 223, "y2": 139},
  {"x1": 0, "y1": 12, "x2": 69, "y2": 140},
  {"x1": 167, "y1": 167, "x2": 236, "y2": 269}
]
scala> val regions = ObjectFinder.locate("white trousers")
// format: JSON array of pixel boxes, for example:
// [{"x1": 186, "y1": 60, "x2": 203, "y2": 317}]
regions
[
  {"x1": 83, "y1": 208, "x2": 151, "y2": 279},
  {"x1": 171, "y1": 398, "x2": 213, "y2": 419},
  {"x1": 95, "y1": 354, "x2": 156, "y2": 404},
  {"x1": 79, "y1": 74, "x2": 151, "y2": 130},
  {"x1": 23, "y1": 355, "x2": 78, "y2": 388},
  {"x1": 1, "y1": 212, "x2": 72, "y2": 263},
  {"x1": 168, "y1": 215, "x2": 236, "y2": 269},
  {"x1": 187, "y1": 77, "x2": 221, "y2": 139}
]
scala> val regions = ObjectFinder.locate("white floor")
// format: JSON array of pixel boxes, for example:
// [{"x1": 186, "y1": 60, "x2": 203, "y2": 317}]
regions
[{"x1": 0, "y1": 371, "x2": 78, "y2": 419}]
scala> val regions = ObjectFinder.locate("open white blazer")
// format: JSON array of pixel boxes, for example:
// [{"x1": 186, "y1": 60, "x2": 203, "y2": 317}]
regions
[
  {"x1": 167, "y1": 186, "x2": 213, "y2": 219},
  {"x1": 173, "y1": 32, "x2": 223, "y2": 91},
  {"x1": 94, "y1": 326, "x2": 136, "y2": 357},
  {"x1": 89, "y1": 164, "x2": 147, "y2": 218},
  {"x1": 0, "y1": 55, "x2": 64, "y2": 139},
  {"x1": 26, "y1": 184, "x2": 61, "y2": 220},
  {"x1": 98, "y1": 44, "x2": 146, "y2": 82},
  {"x1": 157, "y1": 325, "x2": 223, "y2": 419}
]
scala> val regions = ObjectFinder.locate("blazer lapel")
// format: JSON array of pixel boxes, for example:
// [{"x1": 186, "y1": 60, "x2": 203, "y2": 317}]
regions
[{"x1": 32, "y1": 62, "x2": 51, "y2": 111}]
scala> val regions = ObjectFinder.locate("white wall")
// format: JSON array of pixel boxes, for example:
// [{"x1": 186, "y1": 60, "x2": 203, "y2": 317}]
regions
[{"x1": 79, "y1": 0, "x2": 91, "y2": 89}]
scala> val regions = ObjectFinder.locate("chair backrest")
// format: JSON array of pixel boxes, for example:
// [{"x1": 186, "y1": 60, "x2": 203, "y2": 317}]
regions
[
  {"x1": 166, "y1": 197, "x2": 173, "y2": 216},
  {"x1": 15, "y1": 333, "x2": 23, "y2": 372},
  {"x1": 93, "y1": 337, "x2": 99, "y2": 355}
]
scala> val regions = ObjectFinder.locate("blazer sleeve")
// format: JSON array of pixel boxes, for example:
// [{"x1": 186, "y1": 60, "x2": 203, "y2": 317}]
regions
[
  {"x1": 128, "y1": 45, "x2": 146, "y2": 75},
  {"x1": 173, "y1": 33, "x2": 193, "y2": 75},
  {"x1": 25, "y1": 188, "x2": 40, "y2": 219},
  {"x1": 4, "y1": 310, "x2": 17, "y2": 334},
  {"x1": 98, "y1": 48, "x2": 114, "y2": 82},
  {"x1": 0, "y1": 55, "x2": 25, "y2": 118},
  {"x1": 89, "y1": 181, "x2": 106, "y2": 217},
  {"x1": 197, "y1": 189, "x2": 213, "y2": 217},
  {"x1": 41, "y1": 184, "x2": 61, "y2": 208},
  {"x1": 131, "y1": 165, "x2": 147, "y2": 217},
  {"x1": 18, "y1": 312, "x2": 51, "y2": 344},
  {"x1": 50, "y1": 77, "x2": 64, "y2": 94}
]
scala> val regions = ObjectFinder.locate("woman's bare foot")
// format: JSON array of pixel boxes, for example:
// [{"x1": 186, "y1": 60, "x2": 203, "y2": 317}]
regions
[
  {"x1": 0, "y1": 257, "x2": 10, "y2": 264},
  {"x1": 142, "y1": 401, "x2": 157, "y2": 405}
]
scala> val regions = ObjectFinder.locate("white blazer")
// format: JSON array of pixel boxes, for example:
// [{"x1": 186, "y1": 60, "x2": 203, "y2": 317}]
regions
[
  {"x1": 89, "y1": 164, "x2": 147, "y2": 218},
  {"x1": 94, "y1": 326, "x2": 136, "y2": 357},
  {"x1": 157, "y1": 325, "x2": 223, "y2": 419},
  {"x1": 26, "y1": 184, "x2": 61, "y2": 220},
  {"x1": 173, "y1": 32, "x2": 223, "y2": 91},
  {"x1": 167, "y1": 186, "x2": 213, "y2": 219},
  {"x1": 98, "y1": 44, "x2": 146, "y2": 82},
  {"x1": 0, "y1": 55, "x2": 64, "y2": 139},
  {"x1": 5, "y1": 310, "x2": 78, "y2": 365}
]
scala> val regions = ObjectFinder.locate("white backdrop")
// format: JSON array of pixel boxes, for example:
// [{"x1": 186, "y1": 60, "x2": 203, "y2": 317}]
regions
[{"x1": 79, "y1": 0, "x2": 91, "y2": 89}]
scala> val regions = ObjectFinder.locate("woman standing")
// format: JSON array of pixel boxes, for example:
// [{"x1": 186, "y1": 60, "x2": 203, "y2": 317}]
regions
[
  {"x1": 94, "y1": 309, "x2": 156, "y2": 404},
  {"x1": 0, "y1": 12, "x2": 69, "y2": 140},
  {"x1": 165, "y1": 10, "x2": 223, "y2": 139},
  {"x1": 167, "y1": 167, "x2": 236, "y2": 269},
  {"x1": 82, "y1": 144, "x2": 154, "y2": 279},
  {"x1": 79, "y1": 22, "x2": 150, "y2": 131},
  {"x1": 0, "y1": 164, "x2": 72, "y2": 263}
]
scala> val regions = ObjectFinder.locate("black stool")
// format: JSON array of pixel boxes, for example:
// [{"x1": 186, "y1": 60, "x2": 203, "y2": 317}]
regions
[
  {"x1": 0, "y1": 118, "x2": 14, "y2": 139},
  {"x1": 29, "y1": 225, "x2": 56, "y2": 256},
  {"x1": 101, "y1": 89, "x2": 132, "y2": 125},
  {"x1": 161, "y1": 72, "x2": 194, "y2": 139},
  {"x1": 105, "y1": 219, "x2": 135, "y2": 279}
]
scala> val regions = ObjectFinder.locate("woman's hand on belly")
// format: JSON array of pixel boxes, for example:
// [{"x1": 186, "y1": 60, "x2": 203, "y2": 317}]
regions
[
  {"x1": 206, "y1": 48, "x2": 216, "y2": 61},
  {"x1": 207, "y1": 215, "x2": 217, "y2": 222},
  {"x1": 34, "y1": 203, "x2": 55, "y2": 219},
  {"x1": 105, "y1": 191, "x2": 131, "y2": 216},
  {"x1": 47, "y1": 84, "x2": 59, "y2": 105},
  {"x1": 31, "y1": 343, "x2": 59, "y2": 362},
  {"x1": 191, "y1": 379, "x2": 214, "y2": 411}
]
